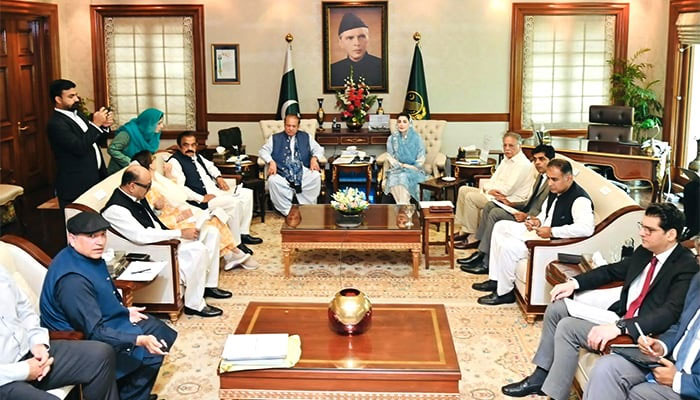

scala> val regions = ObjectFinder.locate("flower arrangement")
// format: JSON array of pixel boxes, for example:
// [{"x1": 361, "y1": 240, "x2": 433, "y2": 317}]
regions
[
  {"x1": 335, "y1": 67, "x2": 377, "y2": 128},
  {"x1": 330, "y1": 187, "x2": 369, "y2": 215}
]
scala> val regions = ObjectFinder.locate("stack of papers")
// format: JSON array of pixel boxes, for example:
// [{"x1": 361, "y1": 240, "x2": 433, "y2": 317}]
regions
[
  {"x1": 219, "y1": 334, "x2": 302, "y2": 373},
  {"x1": 117, "y1": 261, "x2": 166, "y2": 281},
  {"x1": 419, "y1": 200, "x2": 454, "y2": 209}
]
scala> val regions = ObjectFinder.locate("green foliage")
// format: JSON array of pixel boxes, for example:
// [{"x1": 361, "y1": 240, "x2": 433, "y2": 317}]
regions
[{"x1": 608, "y1": 48, "x2": 663, "y2": 141}]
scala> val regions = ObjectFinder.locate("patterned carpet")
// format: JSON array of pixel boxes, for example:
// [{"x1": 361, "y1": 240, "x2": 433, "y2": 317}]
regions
[{"x1": 150, "y1": 213, "x2": 575, "y2": 400}]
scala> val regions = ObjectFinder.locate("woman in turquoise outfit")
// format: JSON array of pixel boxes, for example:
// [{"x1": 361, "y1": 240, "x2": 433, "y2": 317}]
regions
[
  {"x1": 107, "y1": 108, "x2": 164, "y2": 174},
  {"x1": 383, "y1": 112, "x2": 428, "y2": 204}
]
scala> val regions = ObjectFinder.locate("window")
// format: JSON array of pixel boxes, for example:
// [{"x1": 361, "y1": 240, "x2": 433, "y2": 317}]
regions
[
  {"x1": 510, "y1": 3, "x2": 629, "y2": 135},
  {"x1": 91, "y1": 5, "x2": 207, "y2": 139}
]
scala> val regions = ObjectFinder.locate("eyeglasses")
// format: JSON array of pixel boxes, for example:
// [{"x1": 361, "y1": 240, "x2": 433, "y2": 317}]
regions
[
  {"x1": 637, "y1": 221, "x2": 662, "y2": 235},
  {"x1": 133, "y1": 181, "x2": 151, "y2": 191}
]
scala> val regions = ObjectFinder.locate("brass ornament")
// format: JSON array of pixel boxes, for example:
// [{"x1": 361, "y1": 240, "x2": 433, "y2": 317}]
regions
[{"x1": 328, "y1": 288, "x2": 372, "y2": 335}]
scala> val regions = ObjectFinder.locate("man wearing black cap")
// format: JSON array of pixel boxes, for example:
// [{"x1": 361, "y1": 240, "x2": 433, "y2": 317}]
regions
[
  {"x1": 40, "y1": 211, "x2": 177, "y2": 400},
  {"x1": 330, "y1": 12, "x2": 383, "y2": 87}
]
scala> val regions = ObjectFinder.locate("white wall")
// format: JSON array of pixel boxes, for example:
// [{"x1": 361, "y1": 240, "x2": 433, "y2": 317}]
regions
[{"x1": 34, "y1": 0, "x2": 670, "y2": 156}]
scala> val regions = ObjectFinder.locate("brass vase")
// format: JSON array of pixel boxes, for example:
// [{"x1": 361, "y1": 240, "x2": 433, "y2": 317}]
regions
[
  {"x1": 345, "y1": 120, "x2": 362, "y2": 132},
  {"x1": 689, "y1": 138, "x2": 700, "y2": 172},
  {"x1": 316, "y1": 98, "x2": 325, "y2": 132},
  {"x1": 328, "y1": 288, "x2": 372, "y2": 335},
  {"x1": 376, "y1": 98, "x2": 384, "y2": 114}
]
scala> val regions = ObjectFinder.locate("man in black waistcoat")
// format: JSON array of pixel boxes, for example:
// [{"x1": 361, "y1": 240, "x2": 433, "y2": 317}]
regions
[
  {"x1": 476, "y1": 159, "x2": 595, "y2": 306},
  {"x1": 46, "y1": 79, "x2": 113, "y2": 208}
]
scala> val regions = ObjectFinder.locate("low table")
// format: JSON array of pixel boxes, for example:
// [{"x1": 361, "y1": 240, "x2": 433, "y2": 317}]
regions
[
  {"x1": 418, "y1": 177, "x2": 466, "y2": 202},
  {"x1": 281, "y1": 205, "x2": 422, "y2": 278},
  {"x1": 219, "y1": 302, "x2": 461, "y2": 398}
]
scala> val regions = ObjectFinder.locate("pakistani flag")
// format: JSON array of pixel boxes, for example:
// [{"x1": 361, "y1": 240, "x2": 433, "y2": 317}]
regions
[
  {"x1": 403, "y1": 42, "x2": 430, "y2": 120},
  {"x1": 275, "y1": 43, "x2": 300, "y2": 120}
]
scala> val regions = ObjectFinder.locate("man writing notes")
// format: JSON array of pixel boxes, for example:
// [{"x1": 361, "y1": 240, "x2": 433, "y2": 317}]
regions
[
  {"x1": 102, "y1": 165, "x2": 231, "y2": 318},
  {"x1": 47, "y1": 79, "x2": 113, "y2": 208},
  {"x1": 584, "y1": 271, "x2": 700, "y2": 400},
  {"x1": 1, "y1": 265, "x2": 118, "y2": 400},
  {"x1": 259, "y1": 114, "x2": 325, "y2": 216},
  {"x1": 475, "y1": 158, "x2": 594, "y2": 305},
  {"x1": 459, "y1": 144, "x2": 555, "y2": 274},
  {"x1": 40, "y1": 212, "x2": 177, "y2": 400},
  {"x1": 454, "y1": 132, "x2": 533, "y2": 250},
  {"x1": 501, "y1": 203, "x2": 698, "y2": 399},
  {"x1": 330, "y1": 12, "x2": 383, "y2": 87},
  {"x1": 167, "y1": 132, "x2": 262, "y2": 255}
]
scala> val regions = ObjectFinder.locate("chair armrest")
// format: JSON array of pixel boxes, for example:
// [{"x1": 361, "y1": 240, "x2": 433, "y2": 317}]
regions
[
  {"x1": 603, "y1": 334, "x2": 634, "y2": 354},
  {"x1": 49, "y1": 331, "x2": 84, "y2": 340},
  {"x1": 433, "y1": 152, "x2": 447, "y2": 170}
]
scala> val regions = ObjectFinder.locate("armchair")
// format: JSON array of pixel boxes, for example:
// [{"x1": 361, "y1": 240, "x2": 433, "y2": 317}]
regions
[
  {"x1": 375, "y1": 119, "x2": 447, "y2": 195},
  {"x1": 64, "y1": 169, "x2": 184, "y2": 322},
  {"x1": 0, "y1": 234, "x2": 79, "y2": 399}
]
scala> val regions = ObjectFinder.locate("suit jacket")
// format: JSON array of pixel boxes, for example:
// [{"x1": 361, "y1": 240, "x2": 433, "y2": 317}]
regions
[
  {"x1": 47, "y1": 111, "x2": 107, "y2": 203},
  {"x1": 515, "y1": 173, "x2": 550, "y2": 216},
  {"x1": 575, "y1": 244, "x2": 698, "y2": 339},
  {"x1": 657, "y1": 272, "x2": 700, "y2": 400}
]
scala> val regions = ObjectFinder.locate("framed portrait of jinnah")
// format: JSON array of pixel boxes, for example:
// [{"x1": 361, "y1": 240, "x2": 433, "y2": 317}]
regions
[
  {"x1": 212, "y1": 43, "x2": 240, "y2": 84},
  {"x1": 322, "y1": 2, "x2": 388, "y2": 93}
]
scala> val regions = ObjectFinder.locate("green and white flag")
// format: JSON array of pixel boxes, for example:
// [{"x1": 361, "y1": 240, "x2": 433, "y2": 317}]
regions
[
  {"x1": 275, "y1": 43, "x2": 300, "y2": 120},
  {"x1": 403, "y1": 42, "x2": 430, "y2": 120}
]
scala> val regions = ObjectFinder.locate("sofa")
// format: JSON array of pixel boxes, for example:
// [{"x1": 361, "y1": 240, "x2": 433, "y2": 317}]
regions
[
  {"x1": 64, "y1": 166, "x2": 184, "y2": 321},
  {"x1": 0, "y1": 234, "x2": 77, "y2": 399},
  {"x1": 513, "y1": 155, "x2": 644, "y2": 323}
]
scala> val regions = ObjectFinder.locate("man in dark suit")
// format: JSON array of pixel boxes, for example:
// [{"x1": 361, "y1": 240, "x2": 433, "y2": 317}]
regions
[
  {"x1": 47, "y1": 79, "x2": 112, "y2": 208},
  {"x1": 460, "y1": 144, "x2": 555, "y2": 275},
  {"x1": 502, "y1": 203, "x2": 698, "y2": 399}
]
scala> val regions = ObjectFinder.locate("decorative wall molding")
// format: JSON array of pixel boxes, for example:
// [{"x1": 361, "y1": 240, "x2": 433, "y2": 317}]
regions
[{"x1": 206, "y1": 112, "x2": 510, "y2": 123}]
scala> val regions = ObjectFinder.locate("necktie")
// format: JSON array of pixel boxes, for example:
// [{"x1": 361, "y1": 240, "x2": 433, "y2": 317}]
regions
[
  {"x1": 673, "y1": 311, "x2": 700, "y2": 370},
  {"x1": 624, "y1": 256, "x2": 659, "y2": 319},
  {"x1": 523, "y1": 174, "x2": 544, "y2": 212}
]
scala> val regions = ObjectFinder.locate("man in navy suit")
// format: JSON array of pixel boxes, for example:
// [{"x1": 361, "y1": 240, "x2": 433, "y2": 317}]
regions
[
  {"x1": 584, "y1": 271, "x2": 700, "y2": 399},
  {"x1": 47, "y1": 79, "x2": 112, "y2": 208}
]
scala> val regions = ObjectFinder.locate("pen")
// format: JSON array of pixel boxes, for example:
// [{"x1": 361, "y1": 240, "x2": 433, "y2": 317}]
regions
[
  {"x1": 131, "y1": 268, "x2": 151, "y2": 274},
  {"x1": 634, "y1": 322, "x2": 654, "y2": 353}
]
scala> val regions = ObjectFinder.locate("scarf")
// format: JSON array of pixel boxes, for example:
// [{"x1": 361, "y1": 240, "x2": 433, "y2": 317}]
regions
[{"x1": 120, "y1": 108, "x2": 163, "y2": 158}]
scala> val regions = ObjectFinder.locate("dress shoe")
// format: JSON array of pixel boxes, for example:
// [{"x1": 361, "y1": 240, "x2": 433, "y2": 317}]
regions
[
  {"x1": 501, "y1": 375, "x2": 545, "y2": 397},
  {"x1": 184, "y1": 304, "x2": 223, "y2": 317},
  {"x1": 223, "y1": 251, "x2": 251, "y2": 271},
  {"x1": 453, "y1": 233, "x2": 469, "y2": 242},
  {"x1": 457, "y1": 251, "x2": 484, "y2": 265},
  {"x1": 203, "y1": 287, "x2": 232, "y2": 299},
  {"x1": 238, "y1": 243, "x2": 254, "y2": 255},
  {"x1": 477, "y1": 290, "x2": 516, "y2": 306},
  {"x1": 454, "y1": 240, "x2": 479, "y2": 250},
  {"x1": 472, "y1": 279, "x2": 497, "y2": 292},
  {"x1": 241, "y1": 257, "x2": 259, "y2": 270},
  {"x1": 241, "y1": 234, "x2": 263, "y2": 245},
  {"x1": 460, "y1": 263, "x2": 489, "y2": 274},
  {"x1": 149, "y1": 395, "x2": 158, "y2": 400}
]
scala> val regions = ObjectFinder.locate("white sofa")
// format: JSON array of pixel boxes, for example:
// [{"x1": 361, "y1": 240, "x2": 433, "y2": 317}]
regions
[
  {"x1": 0, "y1": 235, "x2": 76, "y2": 399},
  {"x1": 513, "y1": 155, "x2": 644, "y2": 323},
  {"x1": 64, "y1": 167, "x2": 184, "y2": 321}
]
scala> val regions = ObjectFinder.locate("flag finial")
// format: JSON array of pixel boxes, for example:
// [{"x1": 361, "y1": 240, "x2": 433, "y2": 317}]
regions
[
  {"x1": 413, "y1": 32, "x2": 421, "y2": 42},
  {"x1": 285, "y1": 33, "x2": 294, "y2": 43}
]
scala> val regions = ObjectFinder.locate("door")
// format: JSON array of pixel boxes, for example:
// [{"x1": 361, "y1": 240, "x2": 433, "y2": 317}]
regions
[{"x1": 0, "y1": 14, "x2": 51, "y2": 190}]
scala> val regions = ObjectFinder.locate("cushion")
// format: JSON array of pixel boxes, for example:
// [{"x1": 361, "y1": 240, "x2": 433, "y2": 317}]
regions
[{"x1": 0, "y1": 184, "x2": 24, "y2": 205}]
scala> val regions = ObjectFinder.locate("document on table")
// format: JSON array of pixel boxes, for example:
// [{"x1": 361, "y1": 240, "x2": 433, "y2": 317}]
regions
[
  {"x1": 564, "y1": 298, "x2": 619, "y2": 325},
  {"x1": 219, "y1": 334, "x2": 302, "y2": 373},
  {"x1": 117, "y1": 261, "x2": 166, "y2": 281},
  {"x1": 419, "y1": 200, "x2": 454, "y2": 209},
  {"x1": 221, "y1": 333, "x2": 289, "y2": 361}
]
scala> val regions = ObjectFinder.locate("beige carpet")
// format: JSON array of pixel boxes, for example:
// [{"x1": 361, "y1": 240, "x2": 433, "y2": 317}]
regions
[{"x1": 150, "y1": 214, "x2": 577, "y2": 400}]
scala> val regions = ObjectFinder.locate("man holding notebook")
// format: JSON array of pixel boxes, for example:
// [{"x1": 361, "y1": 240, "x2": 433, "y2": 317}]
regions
[{"x1": 501, "y1": 203, "x2": 698, "y2": 399}]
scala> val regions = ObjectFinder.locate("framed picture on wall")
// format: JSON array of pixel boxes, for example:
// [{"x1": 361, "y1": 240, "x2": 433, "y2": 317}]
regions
[
  {"x1": 322, "y1": 1, "x2": 388, "y2": 93},
  {"x1": 212, "y1": 43, "x2": 240, "y2": 84}
]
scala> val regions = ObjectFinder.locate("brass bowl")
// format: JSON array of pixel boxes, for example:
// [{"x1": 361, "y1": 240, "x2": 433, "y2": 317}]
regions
[{"x1": 328, "y1": 288, "x2": 372, "y2": 335}]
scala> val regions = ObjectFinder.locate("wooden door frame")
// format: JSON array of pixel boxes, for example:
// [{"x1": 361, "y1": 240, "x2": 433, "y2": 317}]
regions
[{"x1": 0, "y1": 0, "x2": 61, "y2": 187}]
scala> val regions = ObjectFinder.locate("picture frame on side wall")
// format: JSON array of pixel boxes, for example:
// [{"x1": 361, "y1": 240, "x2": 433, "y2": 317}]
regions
[
  {"x1": 212, "y1": 43, "x2": 240, "y2": 84},
  {"x1": 322, "y1": 1, "x2": 388, "y2": 93}
]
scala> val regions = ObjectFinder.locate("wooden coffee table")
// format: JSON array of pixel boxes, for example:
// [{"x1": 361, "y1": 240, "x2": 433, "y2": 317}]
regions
[
  {"x1": 219, "y1": 302, "x2": 461, "y2": 398},
  {"x1": 281, "y1": 205, "x2": 422, "y2": 278}
]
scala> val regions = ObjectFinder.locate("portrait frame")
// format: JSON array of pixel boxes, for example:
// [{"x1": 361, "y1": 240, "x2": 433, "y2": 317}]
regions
[
  {"x1": 212, "y1": 43, "x2": 240, "y2": 85},
  {"x1": 322, "y1": 1, "x2": 388, "y2": 93}
]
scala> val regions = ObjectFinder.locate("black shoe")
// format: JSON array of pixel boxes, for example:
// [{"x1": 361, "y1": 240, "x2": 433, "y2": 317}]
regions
[
  {"x1": 457, "y1": 251, "x2": 484, "y2": 265},
  {"x1": 238, "y1": 243, "x2": 254, "y2": 255},
  {"x1": 241, "y1": 234, "x2": 263, "y2": 245},
  {"x1": 149, "y1": 395, "x2": 157, "y2": 400},
  {"x1": 477, "y1": 290, "x2": 516, "y2": 306},
  {"x1": 501, "y1": 375, "x2": 545, "y2": 397},
  {"x1": 460, "y1": 262, "x2": 489, "y2": 274},
  {"x1": 454, "y1": 240, "x2": 479, "y2": 250},
  {"x1": 204, "y1": 287, "x2": 232, "y2": 299},
  {"x1": 472, "y1": 279, "x2": 497, "y2": 292},
  {"x1": 184, "y1": 304, "x2": 223, "y2": 317}
]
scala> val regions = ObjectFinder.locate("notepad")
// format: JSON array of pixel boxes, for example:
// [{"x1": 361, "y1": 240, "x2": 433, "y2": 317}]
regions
[
  {"x1": 221, "y1": 333, "x2": 289, "y2": 361},
  {"x1": 117, "y1": 261, "x2": 166, "y2": 281},
  {"x1": 564, "y1": 298, "x2": 619, "y2": 325}
]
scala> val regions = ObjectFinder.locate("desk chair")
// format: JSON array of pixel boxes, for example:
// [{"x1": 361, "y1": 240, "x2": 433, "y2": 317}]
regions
[{"x1": 586, "y1": 105, "x2": 635, "y2": 191}]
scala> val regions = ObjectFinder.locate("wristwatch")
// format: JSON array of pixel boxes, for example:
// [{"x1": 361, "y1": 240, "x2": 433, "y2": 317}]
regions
[{"x1": 615, "y1": 319, "x2": 627, "y2": 334}]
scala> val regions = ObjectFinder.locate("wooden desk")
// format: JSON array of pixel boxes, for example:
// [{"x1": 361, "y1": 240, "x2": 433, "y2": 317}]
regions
[
  {"x1": 316, "y1": 129, "x2": 390, "y2": 146},
  {"x1": 219, "y1": 302, "x2": 461, "y2": 397},
  {"x1": 522, "y1": 146, "x2": 662, "y2": 201}
]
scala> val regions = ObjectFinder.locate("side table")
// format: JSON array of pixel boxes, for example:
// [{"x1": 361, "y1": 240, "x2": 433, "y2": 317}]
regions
[
  {"x1": 546, "y1": 261, "x2": 623, "y2": 289},
  {"x1": 420, "y1": 208, "x2": 455, "y2": 270},
  {"x1": 419, "y1": 177, "x2": 466, "y2": 202},
  {"x1": 451, "y1": 158, "x2": 496, "y2": 186},
  {"x1": 331, "y1": 161, "x2": 373, "y2": 197}
]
